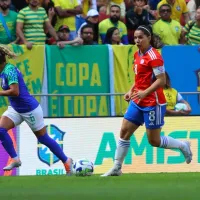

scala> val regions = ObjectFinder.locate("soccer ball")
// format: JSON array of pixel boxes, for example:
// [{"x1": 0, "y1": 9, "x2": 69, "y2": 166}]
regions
[
  {"x1": 175, "y1": 103, "x2": 188, "y2": 111},
  {"x1": 73, "y1": 159, "x2": 94, "y2": 176}
]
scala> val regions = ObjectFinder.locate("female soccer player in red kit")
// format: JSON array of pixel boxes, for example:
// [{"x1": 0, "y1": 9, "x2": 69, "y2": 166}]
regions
[{"x1": 102, "y1": 25, "x2": 192, "y2": 176}]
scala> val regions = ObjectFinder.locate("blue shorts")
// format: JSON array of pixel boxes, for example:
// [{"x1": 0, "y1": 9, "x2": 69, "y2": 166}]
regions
[{"x1": 124, "y1": 101, "x2": 166, "y2": 129}]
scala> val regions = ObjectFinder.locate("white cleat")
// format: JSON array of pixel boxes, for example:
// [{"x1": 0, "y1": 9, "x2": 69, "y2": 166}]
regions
[
  {"x1": 180, "y1": 141, "x2": 193, "y2": 164},
  {"x1": 3, "y1": 160, "x2": 22, "y2": 171},
  {"x1": 101, "y1": 165, "x2": 122, "y2": 177}
]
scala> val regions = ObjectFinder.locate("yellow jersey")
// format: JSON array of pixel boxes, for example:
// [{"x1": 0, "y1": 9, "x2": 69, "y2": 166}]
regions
[
  {"x1": 157, "y1": 0, "x2": 188, "y2": 22},
  {"x1": 82, "y1": 0, "x2": 90, "y2": 16},
  {"x1": 153, "y1": 19, "x2": 181, "y2": 45},
  {"x1": 53, "y1": 0, "x2": 79, "y2": 31},
  {"x1": 163, "y1": 88, "x2": 178, "y2": 110},
  {"x1": 111, "y1": 0, "x2": 123, "y2": 4}
]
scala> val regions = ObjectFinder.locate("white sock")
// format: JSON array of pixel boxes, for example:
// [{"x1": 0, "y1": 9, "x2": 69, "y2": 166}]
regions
[
  {"x1": 160, "y1": 136, "x2": 184, "y2": 149},
  {"x1": 114, "y1": 138, "x2": 130, "y2": 166},
  {"x1": 13, "y1": 156, "x2": 19, "y2": 161}
]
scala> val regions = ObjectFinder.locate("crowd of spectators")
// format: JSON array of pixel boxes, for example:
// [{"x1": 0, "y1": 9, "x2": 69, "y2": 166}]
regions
[{"x1": 0, "y1": 0, "x2": 200, "y2": 49}]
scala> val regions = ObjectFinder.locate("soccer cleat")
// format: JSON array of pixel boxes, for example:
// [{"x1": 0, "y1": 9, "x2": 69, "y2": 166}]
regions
[
  {"x1": 3, "y1": 159, "x2": 22, "y2": 171},
  {"x1": 64, "y1": 158, "x2": 73, "y2": 176},
  {"x1": 101, "y1": 164, "x2": 122, "y2": 177},
  {"x1": 180, "y1": 141, "x2": 193, "y2": 164}
]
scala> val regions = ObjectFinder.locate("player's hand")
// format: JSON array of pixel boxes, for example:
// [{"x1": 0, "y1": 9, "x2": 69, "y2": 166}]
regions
[
  {"x1": 26, "y1": 42, "x2": 33, "y2": 50},
  {"x1": 124, "y1": 91, "x2": 132, "y2": 102},
  {"x1": 131, "y1": 90, "x2": 147, "y2": 103}
]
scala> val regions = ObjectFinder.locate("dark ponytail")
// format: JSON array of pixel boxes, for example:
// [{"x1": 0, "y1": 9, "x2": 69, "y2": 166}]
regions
[{"x1": 136, "y1": 25, "x2": 164, "y2": 49}]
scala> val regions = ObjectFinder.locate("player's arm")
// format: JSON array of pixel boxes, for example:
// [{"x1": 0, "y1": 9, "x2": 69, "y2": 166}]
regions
[
  {"x1": 0, "y1": 84, "x2": 19, "y2": 96},
  {"x1": 124, "y1": 83, "x2": 135, "y2": 102},
  {"x1": 0, "y1": 68, "x2": 19, "y2": 97},
  {"x1": 143, "y1": 71, "x2": 165, "y2": 97},
  {"x1": 131, "y1": 65, "x2": 165, "y2": 102}
]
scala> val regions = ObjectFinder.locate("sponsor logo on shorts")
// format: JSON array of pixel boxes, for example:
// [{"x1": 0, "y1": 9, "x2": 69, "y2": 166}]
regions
[{"x1": 149, "y1": 122, "x2": 154, "y2": 126}]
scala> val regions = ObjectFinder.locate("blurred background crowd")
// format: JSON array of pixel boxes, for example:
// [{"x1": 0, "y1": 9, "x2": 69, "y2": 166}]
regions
[{"x1": 0, "y1": 0, "x2": 200, "y2": 49}]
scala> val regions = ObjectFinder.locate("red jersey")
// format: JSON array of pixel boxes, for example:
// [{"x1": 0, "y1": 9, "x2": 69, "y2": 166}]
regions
[{"x1": 133, "y1": 47, "x2": 166, "y2": 107}]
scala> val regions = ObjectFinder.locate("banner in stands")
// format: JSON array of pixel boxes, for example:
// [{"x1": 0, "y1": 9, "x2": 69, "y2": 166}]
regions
[
  {"x1": 162, "y1": 45, "x2": 200, "y2": 115},
  {"x1": 18, "y1": 117, "x2": 200, "y2": 175},
  {"x1": 46, "y1": 45, "x2": 110, "y2": 117},
  {"x1": 112, "y1": 45, "x2": 137, "y2": 115},
  {"x1": 0, "y1": 128, "x2": 17, "y2": 176},
  {"x1": 0, "y1": 44, "x2": 46, "y2": 115}
]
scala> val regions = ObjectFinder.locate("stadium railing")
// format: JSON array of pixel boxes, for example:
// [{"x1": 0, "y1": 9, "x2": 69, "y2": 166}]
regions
[{"x1": 32, "y1": 92, "x2": 200, "y2": 117}]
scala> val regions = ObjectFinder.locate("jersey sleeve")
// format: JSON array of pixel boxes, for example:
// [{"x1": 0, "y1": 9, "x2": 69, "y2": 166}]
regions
[
  {"x1": 148, "y1": 58, "x2": 164, "y2": 68},
  {"x1": 98, "y1": 21, "x2": 106, "y2": 44},
  {"x1": 177, "y1": 92, "x2": 184, "y2": 102},
  {"x1": 6, "y1": 67, "x2": 18, "y2": 85},
  {"x1": 121, "y1": 23, "x2": 128, "y2": 44},
  {"x1": 17, "y1": 9, "x2": 25, "y2": 23},
  {"x1": 53, "y1": 0, "x2": 61, "y2": 7},
  {"x1": 73, "y1": 0, "x2": 79, "y2": 7}
]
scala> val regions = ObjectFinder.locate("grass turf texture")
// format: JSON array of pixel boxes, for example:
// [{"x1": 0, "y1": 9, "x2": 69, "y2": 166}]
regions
[{"x1": 0, "y1": 173, "x2": 200, "y2": 200}]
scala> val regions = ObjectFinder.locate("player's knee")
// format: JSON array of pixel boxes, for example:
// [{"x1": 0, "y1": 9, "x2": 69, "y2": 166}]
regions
[
  {"x1": 148, "y1": 138, "x2": 160, "y2": 147},
  {"x1": 120, "y1": 127, "x2": 131, "y2": 140}
]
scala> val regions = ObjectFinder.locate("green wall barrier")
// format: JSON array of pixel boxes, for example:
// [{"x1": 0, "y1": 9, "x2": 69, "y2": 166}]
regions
[{"x1": 46, "y1": 45, "x2": 110, "y2": 117}]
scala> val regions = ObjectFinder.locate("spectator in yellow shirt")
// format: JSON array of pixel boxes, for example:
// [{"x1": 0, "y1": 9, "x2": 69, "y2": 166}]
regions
[
  {"x1": 99, "y1": 5, "x2": 128, "y2": 44},
  {"x1": 107, "y1": 0, "x2": 126, "y2": 20},
  {"x1": 157, "y1": 0, "x2": 190, "y2": 24},
  {"x1": 164, "y1": 72, "x2": 191, "y2": 116},
  {"x1": 153, "y1": 4, "x2": 184, "y2": 45},
  {"x1": 53, "y1": 0, "x2": 82, "y2": 40}
]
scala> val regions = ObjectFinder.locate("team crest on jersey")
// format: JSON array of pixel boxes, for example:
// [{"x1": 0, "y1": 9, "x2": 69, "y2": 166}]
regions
[
  {"x1": 175, "y1": 26, "x2": 179, "y2": 32},
  {"x1": 140, "y1": 59, "x2": 144, "y2": 64},
  {"x1": 37, "y1": 124, "x2": 65, "y2": 166},
  {"x1": 176, "y1": 6, "x2": 180, "y2": 11}
]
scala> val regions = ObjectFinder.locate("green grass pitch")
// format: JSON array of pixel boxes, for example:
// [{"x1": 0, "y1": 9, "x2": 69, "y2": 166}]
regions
[{"x1": 0, "y1": 173, "x2": 200, "y2": 200}]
